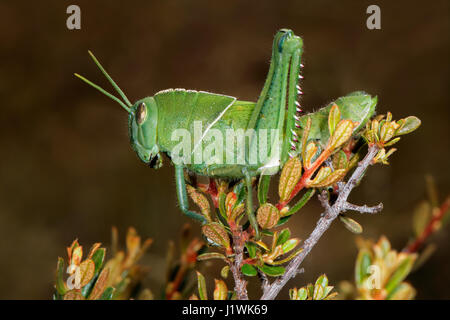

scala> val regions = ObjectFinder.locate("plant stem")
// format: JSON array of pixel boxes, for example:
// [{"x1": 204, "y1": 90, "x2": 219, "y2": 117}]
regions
[
  {"x1": 229, "y1": 223, "x2": 249, "y2": 300},
  {"x1": 258, "y1": 270, "x2": 270, "y2": 296},
  {"x1": 403, "y1": 196, "x2": 450, "y2": 253},
  {"x1": 260, "y1": 145, "x2": 380, "y2": 300}
]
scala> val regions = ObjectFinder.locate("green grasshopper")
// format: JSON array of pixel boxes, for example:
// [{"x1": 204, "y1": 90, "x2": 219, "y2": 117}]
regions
[{"x1": 75, "y1": 29, "x2": 376, "y2": 239}]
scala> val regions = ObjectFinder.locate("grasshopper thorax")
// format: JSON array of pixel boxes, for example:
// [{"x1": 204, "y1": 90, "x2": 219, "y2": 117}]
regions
[{"x1": 129, "y1": 97, "x2": 162, "y2": 169}]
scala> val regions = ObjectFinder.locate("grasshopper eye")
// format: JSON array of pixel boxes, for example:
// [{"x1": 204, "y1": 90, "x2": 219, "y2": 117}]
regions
[{"x1": 136, "y1": 103, "x2": 147, "y2": 125}]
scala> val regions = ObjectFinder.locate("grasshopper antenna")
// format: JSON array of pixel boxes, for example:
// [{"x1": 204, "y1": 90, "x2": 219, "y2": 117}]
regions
[
  {"x1": 87, "y1": 50, "x2": 132, "y2": 108},
  {"x1": 74, "y1": 73, "x2": 131, "y2": 113}
]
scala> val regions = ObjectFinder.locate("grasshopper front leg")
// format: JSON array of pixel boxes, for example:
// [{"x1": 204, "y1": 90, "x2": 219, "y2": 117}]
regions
[{"x1": 175, "y1": 165, "x2": 208, "y2": 224}]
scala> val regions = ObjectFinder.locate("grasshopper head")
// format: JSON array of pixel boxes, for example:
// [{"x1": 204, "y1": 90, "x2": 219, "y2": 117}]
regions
[
  {"x1": 75, "y1": 51, "x2": 162, "y2": 169},
  {"x1": 129, "y1": 98, "x2": 162, "y2": 169}
]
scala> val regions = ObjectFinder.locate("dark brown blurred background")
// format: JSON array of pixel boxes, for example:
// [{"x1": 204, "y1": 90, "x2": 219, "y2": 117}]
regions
[{"x1": 0, "y1": 0, "x2": 448, "y2": 299}]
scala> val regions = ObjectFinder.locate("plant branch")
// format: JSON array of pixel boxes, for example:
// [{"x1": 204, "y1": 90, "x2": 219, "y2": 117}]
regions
[
  {"x1": 258, "y1": 270, "x2": 270, "y2": 296},
  {"x1": 403, "y1": 196, "x2": 450, "y2": 253},
  {"x1": 260, "y1": 144, "x2": 380, "y2": 300},
  {"x1": 229, "y1": 224, "x2": 249, "y2": 300},
  {"x1": 343, "y1": 202, "x2": 383, "y2": 214}
]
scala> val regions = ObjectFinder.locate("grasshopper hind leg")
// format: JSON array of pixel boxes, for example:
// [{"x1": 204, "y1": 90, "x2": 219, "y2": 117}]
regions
[
  {"x1": 242, "y1": 168, "x2": 260, "y2": 240},
  {"x1": 246, "y1": 30, "x2": 305, "y2": 169}
]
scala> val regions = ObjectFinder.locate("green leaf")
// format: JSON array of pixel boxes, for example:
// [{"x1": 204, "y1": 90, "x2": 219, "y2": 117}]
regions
[
  {"x1": 111, "y1": 278, "x2": 129, "y2": 299},
  {"x1": 254, "y1": 240, "x2": 270, "y2": 252},
  {"x1": 281, "y1": 238, "x2": 300, "y2": 254},
  {"x1": 221, "y1": 265, "x2": 230, "y2": 279},
  {"x1": 88, "y1": 267, "x2": 110, "y2": 300},
  {"x1": 271, "y1": 231, "x2": 279, "y2": 252},
  {"x1": 258, "y1": 264, "x2": 285, "y2": 277},
  {"x1": 258, "y1": 175, "x2": 271, "y2": 205},
  {"x1": 99, "y1": 287, "x2": 115, "y2": 300},
  {"x1": 290, "y1": 287, "x2": 308, "y2": 300},
  {"x1": 301, "y1": 117, "x2": 312, "y2": 161},
  {"x1": 233, "y1": 182, "x2": 247, "y2": 206},
  {"x1": 279, "y1": 157, "x2": 302, "y2": 202},
  {"x1": 241, "y1": 264, "x2": 257, "y2": 277},
  {"x1": 379, "y1": 122, "x2": 397, "y2": 143},
  {"x1": 218, "y1": 192, "x2": 227, "y2": 219},
  {"x1": 63, "y1": 290, "x2": 84, "y2": 300},
  {"x1": 313, "y1": 284, "x2": 325, "y2": 300},
  {"x1": 81, "y1": 273, "x2": 98, "y2": 298},
  {"x1": 339, "y1": 215, "x2": 363, "y2": 234},
  {"x1": 91, "y1": 248, "x2": 105, "y2": 275},
  {"x1": 270, "y1": 247, "x2": 303, "y2": 265},
  {"x1": 187, "y1": 185, "x2": 211, "y2": 221},
  {"x1": 245, "y1": 242, "x2": 258, "y2": 259},
  {"x1": 332, "y1": 150, "x2": 348, "y2": 170},
  {"x1": 216, "y1": 208, "x2": 231, "y2": 230},
  {"x1": 289, "y1": 288, "x2": 296, "y2": 300},
  {"x1": 213, "y1": 279, "x2": 228, "y2": 300},
  {"x1": 260, "y1": 229, "x2": 274, "y2": 237},
  {"x1": 196, "y1": 271, "x2": 208, "y2": 300},
  {"x1": 308, "y1": 166, "x2": 332, "y2": 186},
  {"x1": 315, "y1": 274, "x2": 329, "y2": 288},
  {"x1": 303, "y1": 142, "x2": 318, "y2": 169},
  {"x1": 52, "y1": 292, "x2": 63, "y2": 300},
  {"x1": 328, "y1": 120, "x2": 354, "y2": 150},
  {"x1": 378, "y1": 236, "x2": 391, "y2": 258},
  {"x1": 202, "y1": 222, "x2": 230, "y2": 249},
  {"x1": 307, "y1": 283, "x2": 314, "y2": 297},
  {"x1": 276, "y1": 215, "x2": 292, "y2": 227},
  {"x1": 55, "y1": 257, "x2": 68, "y2": 295},
  {"x1": 227, "y1": 291, "x2": 236, "y2": 300},
  {"x1": 355, "y1": 249, "x2": 372, "y2": 286},
  {"x1": 276, "y1": 229, "x2": 291, "y2": 246},
  {"x1": 197, "y1": 252, "x2": 227, "y2": 261},
  {"x1": 283, "y1": 188, "x2": 315, "y2": 217},
  {"x1": 323, "y1": 286, "x2": 335, "y2": 299},
  {"x1": 297, "y1": 287, "x2": 308, "y2": 300},
  {"x1": 256, "y1": 203, "x2": 280, "y2": 229},
  {"x1": 385, "y1": 256, "x2": 416, "y2": 296},
  {"x1": 79, "y1": 259, "x2": 95, "y2": 287},
  {"x1": 308, "y1": 168, "x2": 347, "y2": 188},
  {"x1": 328, "y1": 103, "x2": 341, "y2": 137},
  {"x1": 384, "y1": 137, "x2": 400, "y2": 147},
  {"x1": 388, "y1": 282, "x2": 416, "y2": 300},
  {"x1": 395, "y1": 116, "x2": 421, "y2": 136}
]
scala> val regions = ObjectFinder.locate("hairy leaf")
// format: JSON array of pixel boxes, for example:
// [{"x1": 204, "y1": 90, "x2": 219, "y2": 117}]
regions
[
  {"x1": 257, "y1": 203, "x2": 280, "y2": 229},
  {"x1": 279, "y1": 157, "x2": 302, "y2": 202},
  {"x1": 196, "y1": 271, "x2": 208, "y2": 300}
]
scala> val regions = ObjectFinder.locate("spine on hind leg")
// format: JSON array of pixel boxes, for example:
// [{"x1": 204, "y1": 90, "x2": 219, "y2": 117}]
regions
[{"x1": 246, "y1": 31, "x2": 304, "y2": 172}]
